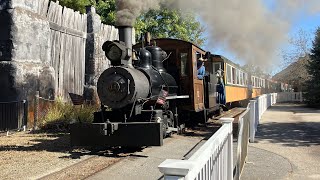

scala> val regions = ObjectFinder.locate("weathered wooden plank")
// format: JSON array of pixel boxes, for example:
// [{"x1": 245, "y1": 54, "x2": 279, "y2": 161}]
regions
[
  {"x1": 58, "y1": 32, "x2": 65, "y2": 97},
  {"x1": 56, "y1": 4, "x2": 63, "y2": 26},
  {"x1": 82, "y1": 14, "x2": 87, "y2": 33},
  {"x1": 73, "y1": 36, "x2": 78, "y2": 94},
  {"x1": 77, "y1": 38, "x2": 81, "y2": 94},
  {"x1": 40, "y1": 0, "x2": 50, "y2": 17},
  {"x1": 70, "y1": 36, "x2": 75, "y2": 96},
  {"x1": 80, "y1": 38, "x2": 85, "y2": 94},
  {"x1": 47, "y1": 1, "x2": 57, "y2": 22},
  {"x1": 49, "y1": 22, "x2": 86, "y2": 39},
  {"x1": 74, "y1": 11, "x2": 80, "y2": 31},
  {"x1": 37, "y1": 0, "x2": 43, "y2": 15},
  {"x1": 50, "y1": 30, "x2": 61, "y2": 97},
  {"x1": 61, "y1": 7, "x2": 70, "y2": 27},
  {"x1": 52, "y1": 2, "x2": 59, "y2": 24}
]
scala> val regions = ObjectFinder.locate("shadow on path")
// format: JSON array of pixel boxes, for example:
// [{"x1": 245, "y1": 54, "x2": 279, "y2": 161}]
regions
[{"x1": 255, "y1": 122, "x2": 320, "y2": 147}]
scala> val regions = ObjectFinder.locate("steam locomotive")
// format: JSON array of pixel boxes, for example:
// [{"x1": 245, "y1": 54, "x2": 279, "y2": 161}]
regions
[
  {"x1": 70, "y1": 26, "x2": 289, "y2": 147},
  {"x1": 71, "y1": 26, "x2": 191, "y2": 146}
]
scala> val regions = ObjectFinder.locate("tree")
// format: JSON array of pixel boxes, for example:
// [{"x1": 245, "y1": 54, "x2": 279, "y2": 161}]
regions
[
  {"x1": 281, "y1": 29, "x2": 312, "y2": 69},
  {"x1": 52, "y1": 0, "x2": 92, "y2": 13},
  {"x1": 242, "y1": 63, "x2": 268, "y2": 78},
  {"x1": 134, "y1": 9, "x2": 205, "y2": 46},
  {"x1": 53, "y1": 0, "x2": 205, "y2": 46},
  {"x1": 95, "y1": 0, "x2": 116, "y2": 25},
  {"x1": 304, "y1": 27, "x2": 320, "y2": 107}
]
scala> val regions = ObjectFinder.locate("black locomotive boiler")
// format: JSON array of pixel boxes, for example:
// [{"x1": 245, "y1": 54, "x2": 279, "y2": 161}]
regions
[{"x1": 70, "y1": 26, "x2": 180, "y2": 146}]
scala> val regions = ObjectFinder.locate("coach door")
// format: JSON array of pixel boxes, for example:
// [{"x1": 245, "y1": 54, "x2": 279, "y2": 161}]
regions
[{"x1": 192, "y1": 48, "x2": 205, "y2": 112}]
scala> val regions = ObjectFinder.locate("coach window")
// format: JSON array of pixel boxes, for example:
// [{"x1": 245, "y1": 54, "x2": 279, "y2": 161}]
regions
[
  {"x1": 252, "y1": 77, "x2": 255, "y2": 87},
  {"x1": 180, "y1": 53, "x2": 188, "y2": 76},
  {"x1": 227, "y1": 64, "x2": 232, "y2": 84},
  {"x1": 259, "y1": 79, "x2": 261, "y2": 87},
  {"x1": 240, "y1": 71, "x2": 244, "y2": 85},
  {"x1": 232, "y1": 67, "x2": 236, "y2": 84},
  {"x1": 213, "y1": 63, "x2": 221, "y2": 72},
  {"x1": 245, "y1": 73, "x2": 247, "y2": 85},
  {"x1": 236, "y1": 69, "x2": 240, "y2": 84}
]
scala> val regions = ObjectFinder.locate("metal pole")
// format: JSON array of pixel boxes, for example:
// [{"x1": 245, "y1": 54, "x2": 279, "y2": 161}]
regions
[
  {"x1": 23, "y1": 100, "x2": 28, "y2": 131},
  {"x1": 34, "y1": 91, "x2": 39, "y2": 130}
]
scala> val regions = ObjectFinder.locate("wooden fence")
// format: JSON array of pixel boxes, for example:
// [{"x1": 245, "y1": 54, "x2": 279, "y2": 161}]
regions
[
  {"x1": 35, "y1": 0, "x2": 87, "y2": 99},
  {"x1": 33, "y1": 0, "x2": 119, "y2": 100}
]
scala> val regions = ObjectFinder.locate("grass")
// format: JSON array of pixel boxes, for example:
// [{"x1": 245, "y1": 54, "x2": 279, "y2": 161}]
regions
[{"x1": 39, "y1": 98, "x2": 100, "y2": 131}]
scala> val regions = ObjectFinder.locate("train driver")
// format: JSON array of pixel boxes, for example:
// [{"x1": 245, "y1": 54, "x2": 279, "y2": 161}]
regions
[{"x1": 197, "y1": 56, "x2": 206, "y2": 80}]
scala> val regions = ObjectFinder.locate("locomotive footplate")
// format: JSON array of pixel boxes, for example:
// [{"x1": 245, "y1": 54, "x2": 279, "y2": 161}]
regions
[{"x1": 70, "y1": 122, "x2": 163, "y2": 147}]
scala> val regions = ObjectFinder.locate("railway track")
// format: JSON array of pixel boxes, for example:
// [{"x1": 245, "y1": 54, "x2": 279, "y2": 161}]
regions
[
  {"x1": 38, "y1": 109, "x2": 245, "y2": 179},
  {"x1": 38, "y1": 127, "x2": 218, "y2": 179},
  {"x1": 38, "y1": 147, "x2": 143, "y2": 180}
]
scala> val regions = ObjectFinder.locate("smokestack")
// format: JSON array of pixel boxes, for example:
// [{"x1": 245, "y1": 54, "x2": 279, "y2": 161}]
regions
[{"x1": 118, "y1": 26, "x2": 133, "y2": 67}]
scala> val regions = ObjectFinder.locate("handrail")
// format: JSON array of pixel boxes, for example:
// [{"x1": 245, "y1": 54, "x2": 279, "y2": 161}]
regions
[{"x1": 158, "y1": 118, "x2": 234, "y2": 180}]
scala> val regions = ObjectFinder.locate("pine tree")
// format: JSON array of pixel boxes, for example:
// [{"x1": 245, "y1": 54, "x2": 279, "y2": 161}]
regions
[{"x1": 304, "y1": 27, "x2": 320, "y2": 107}]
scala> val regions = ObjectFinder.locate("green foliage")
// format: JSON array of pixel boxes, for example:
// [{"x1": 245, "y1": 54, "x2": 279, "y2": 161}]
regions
[
  {"x1": 95, "y1": 0, "x2": 116, "y2": 25},
  {"x1": 52, "y1": 0, "x2": 93, "y2": 13},
  {"x1": 304, "y1": 27, "x2": 320, "y2": 107},
  {"x1": 135, "y1": 9, "x2": 205, "y2": 46},
  {"x1": 52, "y1": 0, "x2": 205, "y2": 46},
  {"x1": 39, "y1": 99, "x2": 99, "y2": 131}
]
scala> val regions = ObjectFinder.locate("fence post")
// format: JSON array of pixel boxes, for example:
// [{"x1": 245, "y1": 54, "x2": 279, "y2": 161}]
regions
[
  {"x1": 23, "y1": 100, "x2": 28, "y2": 131},
  {"x1": 158, "y1": 159, "x2": 195, "y2": 180},
  {"x1": 220, "y1": 117, "x2": 234, "y2": 180},
  {"x1": 249, "y1": 100, "x2": 256, "y2": 143},
  {"x1": 33, "y1": 91, "x2": 39, "y2": 130}
]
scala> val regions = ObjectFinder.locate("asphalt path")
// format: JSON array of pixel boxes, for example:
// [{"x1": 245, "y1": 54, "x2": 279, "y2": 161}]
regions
[
  {"x1": 241, "y1": 104, "x2": 320, "y2": 180},
  {"x1": 86, "y1": 135, "x2": 205, "y2": 180}
]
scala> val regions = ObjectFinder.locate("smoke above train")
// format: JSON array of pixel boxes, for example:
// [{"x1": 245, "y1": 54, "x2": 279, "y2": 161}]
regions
[{"x1": 115, "y1": 0, "x2": 320, "y2": 67}]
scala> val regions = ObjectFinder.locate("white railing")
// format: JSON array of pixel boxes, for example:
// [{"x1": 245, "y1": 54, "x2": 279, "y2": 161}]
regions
[
  {"x1": 159, "y1": 92, "x2": 304, "y2": 180},
  {"x1": 249, "y1": 92, "x2": 304, "y2": 142},
  {"x1": 276, "y1": 92, "x2": 303, "y2": 103},
  {"x1": 249, "y1": 93, "x2": 277, "y2": 142},
  {"x1": 234, "y1": 105, "x2": 250, "y2": 179},
  {"x1": 158, "y1": 118, "x2": 234, "y2": 180}
]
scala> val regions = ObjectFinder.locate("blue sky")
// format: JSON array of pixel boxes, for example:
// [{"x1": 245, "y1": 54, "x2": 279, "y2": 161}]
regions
[{"x1": 201, "y1": 1, "x2": 320, "y2": 73}]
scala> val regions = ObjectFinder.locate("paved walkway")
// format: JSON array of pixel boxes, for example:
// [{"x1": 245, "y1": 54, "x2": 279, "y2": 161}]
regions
[
  {"x1": 241, "y1": 104, "x2": 320, "y2": 180},
  {"x1": 86, "y1": 135, "x2": 204, "y2": 180}
]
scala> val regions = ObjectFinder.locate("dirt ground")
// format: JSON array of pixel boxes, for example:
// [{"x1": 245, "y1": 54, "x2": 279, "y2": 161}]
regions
[
  {"x1": 0, "y1": 131, "x2": 116, "y2": 180},
  {"x1": 0, "y1": 122, "x2": 221, "y2": 180}
]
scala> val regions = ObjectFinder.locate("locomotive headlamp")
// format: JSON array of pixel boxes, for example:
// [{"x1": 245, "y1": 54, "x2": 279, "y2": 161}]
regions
[{"x1": 102, "y1": 41, "x2": 130, "y2": 62}]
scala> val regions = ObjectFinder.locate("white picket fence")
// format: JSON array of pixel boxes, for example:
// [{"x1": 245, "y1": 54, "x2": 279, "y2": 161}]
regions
[
  {"x1": 234, "y1": 105, "x2": 250, "y2": 179},
  {"x1": 276, "y1": 92, "x2": 303, "y2": 103},
  {"x1": 158, "y1": 92, "x2": 303, "y2": 180},
  {"x1": 158, "y1": 118, "x2": 234, "y2": 180}
]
